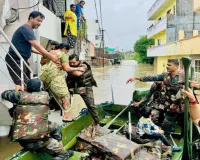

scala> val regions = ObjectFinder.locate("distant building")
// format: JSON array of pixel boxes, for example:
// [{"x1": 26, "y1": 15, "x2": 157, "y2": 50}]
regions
[
  {"x1": 87, "y1": 20, "x2": 101, "y2": 48},
  {"x1": 147, "y1": 0, "x2": 200, "y2": 75}
]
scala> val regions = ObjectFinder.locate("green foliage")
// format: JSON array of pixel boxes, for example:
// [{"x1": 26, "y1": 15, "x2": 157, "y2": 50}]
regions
[
  {"x1": 119, "y1": 52, "x2": 125, "y2": 60},
  {"x1": 133, "y1": 35, "x2": 154, "y2": 64}
]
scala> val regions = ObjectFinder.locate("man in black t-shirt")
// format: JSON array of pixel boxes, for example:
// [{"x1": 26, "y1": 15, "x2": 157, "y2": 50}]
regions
[{"x1": 5, "y1": 11, "x2": 59, "y2": 91}]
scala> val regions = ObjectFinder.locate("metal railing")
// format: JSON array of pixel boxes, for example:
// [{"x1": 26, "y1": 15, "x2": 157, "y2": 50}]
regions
[
  {"x1": 43, "y1": 0, "x2": 67, "y2": 22},
  {"x1": 0, "y1": 27, "x2": 33, "y2": 89}
]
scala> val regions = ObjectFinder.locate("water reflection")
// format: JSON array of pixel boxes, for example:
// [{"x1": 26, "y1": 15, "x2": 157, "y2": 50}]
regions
[{"x1": 93, "y1": 60, "x2": 154, "y2": 105}]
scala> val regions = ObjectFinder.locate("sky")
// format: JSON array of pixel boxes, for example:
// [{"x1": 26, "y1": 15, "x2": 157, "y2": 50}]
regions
[{"x1": 84, "y1": 0, "x2": 155, "y2": 51}]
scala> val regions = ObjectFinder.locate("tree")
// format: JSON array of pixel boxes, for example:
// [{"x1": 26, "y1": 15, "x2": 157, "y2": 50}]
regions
[{"x1": 133, "y1": 35, "x2": 154, "y2": 64}]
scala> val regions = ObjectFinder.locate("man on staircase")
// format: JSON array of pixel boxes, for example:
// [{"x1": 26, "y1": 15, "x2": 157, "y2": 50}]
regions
[
  {"x1": 5, "y1": 11, "x2": 60, "y2": 91},
  {"x1": 66, "y1": 54, "x2": 100, "y2": 126}
]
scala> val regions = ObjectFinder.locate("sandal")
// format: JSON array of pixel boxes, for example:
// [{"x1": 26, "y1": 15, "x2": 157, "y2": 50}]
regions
[{"x1": 62, "y1": 119, "x2": 75, "y2": 123}]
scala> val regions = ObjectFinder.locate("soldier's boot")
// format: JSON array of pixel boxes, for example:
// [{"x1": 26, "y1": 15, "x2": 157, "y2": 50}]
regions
[{"x1": 53, "y1": 150, "x2": 74, "y2": 160}]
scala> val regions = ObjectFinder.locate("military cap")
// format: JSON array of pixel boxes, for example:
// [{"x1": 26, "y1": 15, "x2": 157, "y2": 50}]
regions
[{"x1": 27, "y1": 78, "x2": 41, "y2": 92}]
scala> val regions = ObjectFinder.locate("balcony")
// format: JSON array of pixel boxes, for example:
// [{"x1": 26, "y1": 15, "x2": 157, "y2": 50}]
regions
[
  {"x1": 147, "y1": 17, "x2": 167, "y2": 38},
  {"x1": 194, "y1": 0, "x2": 200, "y2": 12},
  {"x1": 147, "y1": 44, "x2": 167, "y2": 57},
  {"x1": 147, "y1": 0, "x2": 173, "y2": 20},
  {"x1": 147, "y1": 35, "x2": 200, "y2": 57}
]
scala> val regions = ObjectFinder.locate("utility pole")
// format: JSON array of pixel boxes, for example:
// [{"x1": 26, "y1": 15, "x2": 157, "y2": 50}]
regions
[{"x1": 101, "y1": 29, "x2": 105, "y2": 68}]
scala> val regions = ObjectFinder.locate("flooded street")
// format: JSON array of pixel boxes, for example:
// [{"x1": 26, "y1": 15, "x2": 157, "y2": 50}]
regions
[
  {"x1": 93, "y1": 60, "x2": 154, "y2": 104},
  {"x1": 0, "y1": 60, "x2": 154, "y2": 159}
]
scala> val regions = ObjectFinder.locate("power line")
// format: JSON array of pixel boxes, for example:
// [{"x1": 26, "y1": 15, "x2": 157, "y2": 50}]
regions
[
  {"x1": 99, "y1": 0, "x2": 103, "y2": 29},
  {"x1": 93, "y1": 0, "x2": 101, "y2": 31},
  {"x1": 105, "y1": 30, "x2": 114, "y2": 47}
]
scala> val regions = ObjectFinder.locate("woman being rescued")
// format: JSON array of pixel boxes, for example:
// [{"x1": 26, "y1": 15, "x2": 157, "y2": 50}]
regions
[{"x1": 40, "y1": 43, "x2": 84, "y2": 123}]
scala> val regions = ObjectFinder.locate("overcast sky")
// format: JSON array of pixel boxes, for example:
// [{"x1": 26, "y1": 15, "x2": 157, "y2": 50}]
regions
[{"x1": 84, "y1": 0, "x2": 155, "y2": 51}]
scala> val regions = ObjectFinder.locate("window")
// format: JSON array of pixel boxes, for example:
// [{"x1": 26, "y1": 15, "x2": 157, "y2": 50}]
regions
[
  {"x1": 195, "y1": 60, "x2": 200, "y2": 73},
  {"x1": 157, "y1": 39, "x2": 161, "y2": 45},
  {"x1": 95, "y1": 35, "x2": 99, "y2": 40},
  {"x1": 167, "y1": 9, "x2": 171, "y2": 15}
]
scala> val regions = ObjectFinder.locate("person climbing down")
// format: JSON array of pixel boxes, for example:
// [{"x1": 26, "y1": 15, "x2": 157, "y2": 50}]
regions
[
  {"x1": 136, "y1": 107, "x2": 182, "y2": 152},
  {"x1": 40, "y1": 43, "x2": 84, "y2": 123}
]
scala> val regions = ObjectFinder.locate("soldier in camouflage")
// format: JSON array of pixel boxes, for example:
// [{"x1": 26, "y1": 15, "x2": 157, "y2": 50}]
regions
[
  {"x1": 1, "y1": 78, "x2": 73, "y2": 160},
  {"x1": 132, "y1": 81, "x2": 165, "y2": 125},
  {"x1": 66, "y1": 54, "x2": 99, "y2": 125},
  {"x1": 127, "y1": 59, "x2": 184, "y2": 133}
]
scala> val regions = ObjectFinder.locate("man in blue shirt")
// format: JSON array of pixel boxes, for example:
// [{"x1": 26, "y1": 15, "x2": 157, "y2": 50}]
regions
[
  {"x1": 75, "y1": 1, "x2": 85, "y2": 29},
  {"x1": 5, "y1": 11, "x2": 59, "y2": 91}
]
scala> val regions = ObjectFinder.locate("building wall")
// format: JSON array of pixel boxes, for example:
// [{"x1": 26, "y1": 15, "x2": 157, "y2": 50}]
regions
[
  {"x1": 87, "y1": 20, "x2": 101, "y2": 48},
  {"x1": 154, "y1": 0, "x2": 176, "y2": 23},
  {"x1": 148, "y1": 0, "x2": 200, "y2": 74},
  {"x1": 155, "y1": 55, "x2": 184, "y2": 74},
  {"x1": 152, "y1": 30, "x2": 166, "y2": 46},
  {"x1": 39, "y1": 4, "x2": 62, "y2": 42}
]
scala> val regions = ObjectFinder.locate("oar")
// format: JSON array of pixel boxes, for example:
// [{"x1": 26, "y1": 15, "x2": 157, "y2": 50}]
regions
[
  {"x1": 189, "y1": 66, "x2": 195, "y2": 158},
  {"x1": 170, "y1": 134, "x2": 177, "y2": 147},
  {"x1": 182, "y1": 56, "x2": 192, "y2": 160},
  {"x1": 103, "y1": 102, "x2": 131, "y2": 129}
]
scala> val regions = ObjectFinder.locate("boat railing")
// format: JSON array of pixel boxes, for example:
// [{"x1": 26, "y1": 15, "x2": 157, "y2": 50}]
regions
[{"x1": 0, "y1": 27, "x2": 33, "y2": 90}]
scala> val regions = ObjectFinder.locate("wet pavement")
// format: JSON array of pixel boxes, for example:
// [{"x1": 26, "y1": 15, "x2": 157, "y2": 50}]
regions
[{"x1": 0, "y1": 60, "x2": 154, "y2": 159}]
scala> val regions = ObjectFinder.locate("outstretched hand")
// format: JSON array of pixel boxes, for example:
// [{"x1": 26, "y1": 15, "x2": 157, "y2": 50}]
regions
[{"x1": 126, "y1": 77, "x2": 136, "y2": 84}]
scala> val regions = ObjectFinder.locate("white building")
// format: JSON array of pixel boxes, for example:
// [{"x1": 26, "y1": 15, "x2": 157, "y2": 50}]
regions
[{"x1": 87, "y1": 20, "x2": 101, "y2": 48}]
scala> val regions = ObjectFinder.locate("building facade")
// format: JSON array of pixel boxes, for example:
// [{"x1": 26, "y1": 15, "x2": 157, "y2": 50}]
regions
[
  {"x1": 147, "y1": 0, "x2": 200, "y2": 75},
  {"x1": 87, "y1": 20, "x2": 101, "y2": 48}
]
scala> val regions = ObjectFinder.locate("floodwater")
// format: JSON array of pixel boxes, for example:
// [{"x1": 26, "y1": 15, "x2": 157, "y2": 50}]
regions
[
  {"x1": 0, "y1": 60, "x2": 154, "y2": 159},
  {"x1": 92, "y1": 60, "x2": 154, "y2": 104}
]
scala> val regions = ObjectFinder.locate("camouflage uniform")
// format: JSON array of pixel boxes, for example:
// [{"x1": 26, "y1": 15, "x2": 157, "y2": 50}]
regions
[
  {"x1": 1, "y1": 90, "x2": 71, "y2": 159},
  {"x1": 144, "y1": 82, "x2": 165, "y2": 125},
  {"x1": 40, "y1": 52, "x2": 71, "y2": 113},
  {"x1": 67, "y1": 61, "x2": 99, "y2": 124},
  {"x1": 140, "y1": 72, "x2": 184, "y2": 133}
]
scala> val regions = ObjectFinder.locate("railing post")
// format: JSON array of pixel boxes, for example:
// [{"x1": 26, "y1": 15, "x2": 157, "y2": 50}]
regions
[{"x1": 20, "y1": 59, "x2": 24, "y2": 90}]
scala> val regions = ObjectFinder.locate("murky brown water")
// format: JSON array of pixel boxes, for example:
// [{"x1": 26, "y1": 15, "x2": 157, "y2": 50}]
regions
[
  {"x1": 0, "y1": 60, "x2": 154, "y2": 159},
  {"x1": 93, "y1": 60, "x2": 154, "y2": 104}
]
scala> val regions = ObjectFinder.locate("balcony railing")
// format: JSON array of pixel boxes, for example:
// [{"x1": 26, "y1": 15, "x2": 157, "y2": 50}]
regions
[
  {"x1": 147, "y1": 16, "x2": 167, "y2": 38},
  {"x1": 147, "y1": 35, "x2": 200, "y2": 57},
  {"x1": 147, "y1": 44, "x2": 167, "y2": 57},
  {"x1": 43, "y1": 0, "x2": 67, "y2": 21}
]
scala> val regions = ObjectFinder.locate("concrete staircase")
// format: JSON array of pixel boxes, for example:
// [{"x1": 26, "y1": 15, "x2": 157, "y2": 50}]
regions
[{"x1": 0, "y1": 42, "x2": 15, "y2": 136}]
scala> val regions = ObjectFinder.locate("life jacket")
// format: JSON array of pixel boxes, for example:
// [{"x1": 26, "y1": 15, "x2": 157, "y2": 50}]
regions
[
  {"x1": 161, "y1": 72, "x2": 184, "y2": 112},
  {"x1": 12, "y1": 91, "x2": 50, "y2": 142},
  {"x1": 148, "y1": 83, "x2": 166, "y2": 110},
  {"x1": 67, "y1": 61, "x2": 97, "y2": 93}
]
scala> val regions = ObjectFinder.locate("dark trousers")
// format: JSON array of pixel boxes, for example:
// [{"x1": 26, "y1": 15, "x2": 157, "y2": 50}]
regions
[
  {"x1": 162, "y1": 112, "x2": 178, "y2": 133},
  {"x1": 80, "y1": 87, "x2": 99, "y2": 124},
  {"x1": 142, "y1": 133, "x2": 171, "y2": 146},
  {"x1": 5, "y1": 54, "x2": 30, "y2": 85}
]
